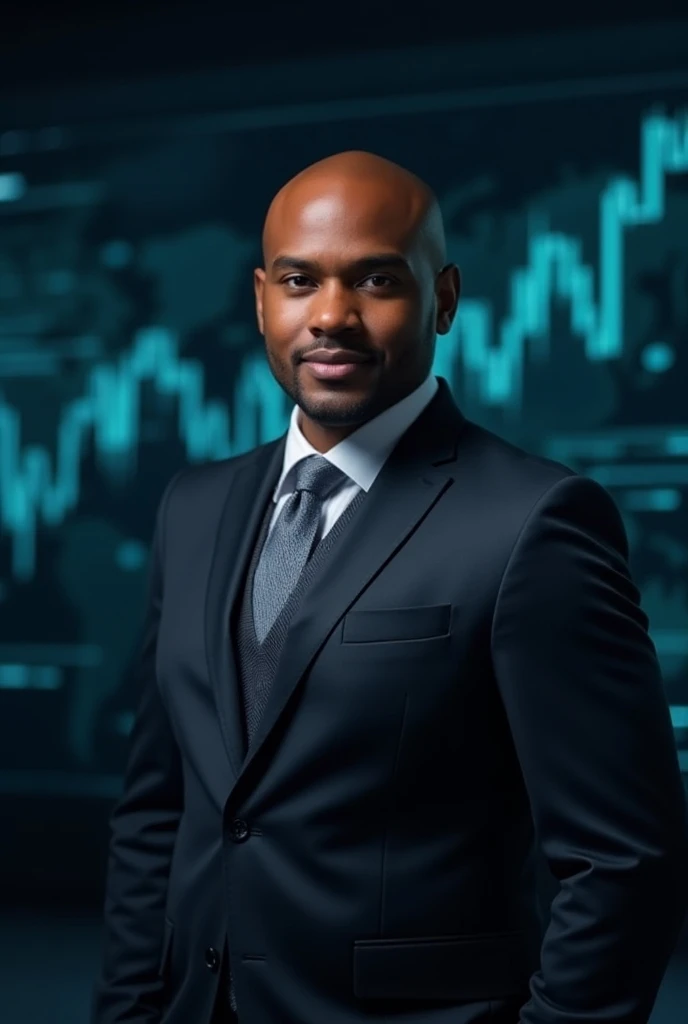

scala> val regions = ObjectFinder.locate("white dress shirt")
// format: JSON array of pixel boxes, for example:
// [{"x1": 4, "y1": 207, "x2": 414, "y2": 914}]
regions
[{"x1": 267, "y1": 373, "x2": 439, "y2": 540}]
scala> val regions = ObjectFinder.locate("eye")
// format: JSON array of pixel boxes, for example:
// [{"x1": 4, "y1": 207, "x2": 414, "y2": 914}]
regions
[
  {"x1": 283, "y1": 274, "x2": 312, "y2": 288},
  {"x1": 362, "y1": 274, "x2": 396, "y2": 289}
]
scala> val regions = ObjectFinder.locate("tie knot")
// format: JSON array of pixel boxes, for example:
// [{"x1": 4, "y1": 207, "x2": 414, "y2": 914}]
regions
[{"x1": 293, "y1": 455, "x2": 346, "y2": 499}]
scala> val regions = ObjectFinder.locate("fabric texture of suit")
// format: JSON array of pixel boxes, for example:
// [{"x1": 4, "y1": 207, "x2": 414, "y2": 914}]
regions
[{"x1": 92, "y1": 375, "x2": 688, "y2": 1024}]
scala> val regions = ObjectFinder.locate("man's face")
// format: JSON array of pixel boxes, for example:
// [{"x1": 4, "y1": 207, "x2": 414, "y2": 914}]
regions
[{"x1": 254, "y1": 175, "x2": 455, "y2": 448}]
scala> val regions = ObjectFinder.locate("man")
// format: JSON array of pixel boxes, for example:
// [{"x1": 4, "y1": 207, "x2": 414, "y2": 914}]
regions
[{"x1": 92, "y1": 151, "x2": 688, "y2": 1024}]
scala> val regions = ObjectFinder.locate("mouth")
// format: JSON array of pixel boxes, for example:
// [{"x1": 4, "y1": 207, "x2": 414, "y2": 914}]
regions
[
  {"x1": 302, "y1": 359, "x2": 375, "y2": 380},
  {"x1": 301, "y1": 349, "x2": 376, "y2": 381}
]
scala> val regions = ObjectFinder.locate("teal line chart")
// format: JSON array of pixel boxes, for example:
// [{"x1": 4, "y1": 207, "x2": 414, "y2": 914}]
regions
[{"x1": 0, "y1": 110, "x2": 688, "y2": 584}]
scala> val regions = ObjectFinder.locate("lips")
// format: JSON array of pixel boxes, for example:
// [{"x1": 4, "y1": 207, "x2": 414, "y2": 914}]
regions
[
  {"x1": 302, "y1": 354, "x2": 375, "y2": 381},
  {"x1": 301, "y1": 349, "x2": 373, "y2": 365}
]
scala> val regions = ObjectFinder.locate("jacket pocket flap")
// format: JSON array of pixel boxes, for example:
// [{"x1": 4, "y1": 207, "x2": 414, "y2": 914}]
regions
[
  {"x1": 342, "y1": 604, "x2": 451, "y2": 644},
  {"x1": 353, "y1": 931, "x2": 530, "y2": 1001}
]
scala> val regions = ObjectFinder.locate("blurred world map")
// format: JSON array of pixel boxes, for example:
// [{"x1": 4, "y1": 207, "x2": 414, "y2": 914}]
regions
[{"x1": 0, "y1": 67, "x2": 687, "y2": 793}]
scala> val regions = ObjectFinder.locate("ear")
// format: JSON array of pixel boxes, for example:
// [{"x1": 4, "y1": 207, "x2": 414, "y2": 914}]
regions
[
  {"x1": 254, "y1": 267, "x2": 266, "y2": 335},
  {"x1": 436, "y1": 264, "x2": 460, "y2": 335}
]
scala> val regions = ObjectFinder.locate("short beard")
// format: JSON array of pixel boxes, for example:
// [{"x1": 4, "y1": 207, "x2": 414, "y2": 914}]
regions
[
  {"x1": 265, "y1": 324, "x2": 435, "y2": 429},
  {"x1": 293, "y1": 386, "x2": 378, "y2": 427}
]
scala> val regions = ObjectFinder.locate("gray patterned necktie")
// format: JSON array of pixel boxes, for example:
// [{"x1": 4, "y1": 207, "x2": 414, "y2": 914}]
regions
[{"x1": 252, "y1": 454, "x2": 347, "y2": 644}]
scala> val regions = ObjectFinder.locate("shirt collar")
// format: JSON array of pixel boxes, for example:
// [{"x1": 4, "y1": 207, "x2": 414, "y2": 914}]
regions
[{"x1": 272, "y1": 372, "x2": 439, "y2": 503}]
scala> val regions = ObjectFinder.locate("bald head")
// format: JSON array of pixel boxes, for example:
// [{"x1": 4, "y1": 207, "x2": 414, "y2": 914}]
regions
[{"x1": 262, "y1": 150, "x2": 447, "y2": 275}]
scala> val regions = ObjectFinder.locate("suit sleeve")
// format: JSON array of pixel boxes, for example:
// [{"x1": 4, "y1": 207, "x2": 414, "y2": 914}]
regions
[
  {"x1": 91, "y1": 471, "x2": 185, "y2": 1024},
  {"x1": 491, "y1": 473, "x2": 688, "y2": 1024}
]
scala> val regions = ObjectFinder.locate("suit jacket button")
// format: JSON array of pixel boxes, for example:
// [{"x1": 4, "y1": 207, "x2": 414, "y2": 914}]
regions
[
  {"x1": 230, "y1": 818, "x2": 250, "y2": 842},
  {"x1": 205, "y1": 946, "x2": 220, "y2": 972}
]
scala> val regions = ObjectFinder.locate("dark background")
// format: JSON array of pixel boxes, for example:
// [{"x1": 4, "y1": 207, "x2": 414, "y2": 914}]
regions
[{"x1": 2, "y1": 3, "x2": 683, "y2": 89}]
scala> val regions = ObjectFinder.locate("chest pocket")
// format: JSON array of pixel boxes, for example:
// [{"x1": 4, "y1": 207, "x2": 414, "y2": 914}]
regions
[{"x1": 341, "y1": 603, "x2": 451, "y2": 644}]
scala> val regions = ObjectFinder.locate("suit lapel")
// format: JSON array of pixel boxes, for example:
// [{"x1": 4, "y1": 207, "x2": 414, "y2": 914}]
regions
[
  {"x1": 205, "y1": 377, "x2": 466, "y2": 792},
  {"x1": 204, "y1": 436, "x2": 287, "y2": 781}
]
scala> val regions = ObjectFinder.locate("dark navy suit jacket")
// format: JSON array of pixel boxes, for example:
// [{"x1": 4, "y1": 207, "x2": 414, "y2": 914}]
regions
[{"x1": 92, "y1": 377, "x2": 688, "y2": 1024}]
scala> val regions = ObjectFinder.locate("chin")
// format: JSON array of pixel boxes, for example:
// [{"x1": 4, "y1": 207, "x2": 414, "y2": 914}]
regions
[{"x1": 298, "y1": 388, "x2": 376, "y2": 426}]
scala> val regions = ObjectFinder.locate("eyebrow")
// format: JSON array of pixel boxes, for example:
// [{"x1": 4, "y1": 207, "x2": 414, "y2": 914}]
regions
[{"x1": 270, "y1": 253, "x2": 412, "y2": 275}]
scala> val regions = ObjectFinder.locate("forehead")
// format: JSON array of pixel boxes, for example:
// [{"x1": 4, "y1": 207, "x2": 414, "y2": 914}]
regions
[{"x1": 264, "y1": 176, "x2": 422, "y2": 260}]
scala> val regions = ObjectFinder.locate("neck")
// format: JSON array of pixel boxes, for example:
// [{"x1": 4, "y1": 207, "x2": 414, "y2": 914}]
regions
[{"x1": 297, "y1": 411, "x2": 360, "y2": 453}]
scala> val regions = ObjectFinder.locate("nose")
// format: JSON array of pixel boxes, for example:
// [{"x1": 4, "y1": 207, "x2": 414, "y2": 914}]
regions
[{"x1": 308, "y1": 280, "x2": 361, "y2": 335}]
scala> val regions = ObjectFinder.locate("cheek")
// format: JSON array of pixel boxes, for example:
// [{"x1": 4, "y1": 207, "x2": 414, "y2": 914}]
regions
[
  {"x1": 371, "y1": 302, "x2": 425, "y2": 344},
  {"x1": 264, "y1": 294, "x2": 305, "y2": 336}
]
